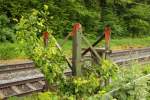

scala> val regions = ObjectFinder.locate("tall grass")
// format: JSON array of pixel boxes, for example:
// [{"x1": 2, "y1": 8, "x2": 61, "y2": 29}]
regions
[
  {"x1": 0, "y1": 43, "x2": 26, "y2": 60},
  {"x1": 110, "y1": 37, "x2": 150, "y2": 50},
  {"x1": 57, "y1": 37, "x2": 150, "y2": 55},
  {"x1": 0, "y1": 37, "x2": 149, "y2": 59}
]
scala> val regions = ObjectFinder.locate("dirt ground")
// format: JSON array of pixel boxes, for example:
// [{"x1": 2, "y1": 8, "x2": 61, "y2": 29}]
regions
[{"x1": 0, "y1": 59, "x2": 31, "y2": 64}]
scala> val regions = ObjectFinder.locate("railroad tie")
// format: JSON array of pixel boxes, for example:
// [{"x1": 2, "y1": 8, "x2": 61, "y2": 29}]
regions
[
  {"x1": 0, "y1": 90, "x2": 5, "y2": 99},
  {"x1": 26, "y1": 83, "x2": 36, "y2": 90},
  {"x1": 11, "y1": 86, "x2": 22, "y2": 94}
]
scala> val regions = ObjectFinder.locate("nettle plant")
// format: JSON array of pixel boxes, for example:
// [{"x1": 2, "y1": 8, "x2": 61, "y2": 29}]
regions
[{"x1": 16, "y1": 5, "x2": 67, "y2": 85}]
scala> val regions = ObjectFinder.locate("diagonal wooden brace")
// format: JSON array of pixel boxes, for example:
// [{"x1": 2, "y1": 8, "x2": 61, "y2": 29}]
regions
[{"x1": 81, "y1": 34, "x2": 101, "y2": 64}]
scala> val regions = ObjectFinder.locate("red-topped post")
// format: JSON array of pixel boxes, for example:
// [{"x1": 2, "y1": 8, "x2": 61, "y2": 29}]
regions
[
  {"x1": 43, "y1": 31, "x2": 49, "y2": 47},
  {"x1": 104, "y1": 25, "x2": 111, "y2": 51},
  {"x1": 72, "y1": 23, "x2": 82, "y2": 76},
  {"x1": 104, "y1": 25, "x2": 111, "y2": 59}
]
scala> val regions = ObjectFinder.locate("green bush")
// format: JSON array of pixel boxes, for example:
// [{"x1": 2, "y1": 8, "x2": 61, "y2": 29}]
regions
[
  {"x1": 0, "y1": 15, "x2": 15, "y2": 42},
  {"x1": 125, "y1": 4, "x2": 150, "y2": 37},
  {"x1": 1, "y1": 0, "x2": 150, "y2": 38}
]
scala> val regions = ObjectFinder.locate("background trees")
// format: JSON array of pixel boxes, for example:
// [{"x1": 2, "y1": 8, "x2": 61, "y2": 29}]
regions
[{"x1": 0, "y1": 0, "x2": 150, "y2": 42}]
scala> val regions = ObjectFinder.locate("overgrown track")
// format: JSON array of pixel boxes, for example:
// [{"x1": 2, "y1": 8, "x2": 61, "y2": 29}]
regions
[
  {"x1": 0, "y1": 77, "x2": 45, "y2": 99},
  {"x1": 110, "y1": 47, "x2": 150, "y2": 65},
  {"x1": 115, "y1": 54, "x2": 150, "y2": 66},
  {"x1": 85, "y1": 47, "x2": 150, "y2": 66},
  {"x1": 110, "y1": 47, "x2": 150, "y2": 57},
  {"x1": 0, "y1": 61, "x2": 34, "y2": 74},
  {"x1": 0, "y1": 63, "x2": 45, "y2": 100},
  {"x1": 0, "y1": 47, "x2": 149, "y2": 99}
]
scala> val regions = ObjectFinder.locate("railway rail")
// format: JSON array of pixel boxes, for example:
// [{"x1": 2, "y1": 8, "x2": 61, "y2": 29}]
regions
[
  {"x1": 0, "y1": 63, "x2": 45, "y2": 100},
  {"x1": 110, "y1": 47, "x2": 150, "y2": 57},
  {"x1": 93, "y1": 47, "x2": 150, "y2": 58},
  {"x1": 0, "y1": 47, "x2": 149, "y2": 99},
  {"x1": 0, "y1": 61, "x2": 34, "y2": 74},
  {"x1": 0, "y1": 77, "x2": 45, "y2": 99},
  {"x1": 84, "y1": 47, "x2": 150, "y2": 66},
  {"x1": 110, "y1": 47, "x2": 150, "y2": 66}
]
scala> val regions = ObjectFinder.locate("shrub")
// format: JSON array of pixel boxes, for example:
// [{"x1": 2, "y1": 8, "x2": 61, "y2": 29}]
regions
[{"x1": 0, "y1": 15, "x2": 15, "y2": 42}]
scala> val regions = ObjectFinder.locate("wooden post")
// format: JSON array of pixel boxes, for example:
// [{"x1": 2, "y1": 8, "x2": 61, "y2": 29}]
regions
[
  {"x1": 104, "y1": 25, "x2": 111, "y2": 59},
  {"x1": 72, "y1": 23, "x2": 82, "y2": 76},
  {"x1": 104, "y1": 25, "x2": 111, "y2": 51}
]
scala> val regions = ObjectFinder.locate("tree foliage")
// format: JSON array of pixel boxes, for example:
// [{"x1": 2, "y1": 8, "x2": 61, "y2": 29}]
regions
[
  {"x1": 0, "y1": 15, "x2": 15, "y2": 42},
  {"x1": 1, "y1": 0, "x2": 150, "y2": 43}
]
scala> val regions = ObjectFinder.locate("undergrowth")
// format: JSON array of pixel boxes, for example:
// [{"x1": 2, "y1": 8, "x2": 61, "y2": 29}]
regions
[
  {"x1": 7, "y1": 5, "x2": 150, "y2": 100},
  {"x1": 8, "y1": 64, "x2": 150, "y2": 100}
]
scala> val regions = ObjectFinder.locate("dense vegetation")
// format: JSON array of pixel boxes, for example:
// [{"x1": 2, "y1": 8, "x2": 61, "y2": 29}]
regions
[
  {"x1": 0, "y1": 0, "x2": 150, "y2": 99},
  {"x1": 5, "y1": 5, "x2": 149, "y2": 100},
  {"x1": 1, "y1": 0, "x2": 150, "y2": 43}
]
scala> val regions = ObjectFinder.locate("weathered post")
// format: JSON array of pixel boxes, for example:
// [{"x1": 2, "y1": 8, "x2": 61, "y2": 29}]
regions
[{"x1": 72, "y1": 23, "x2": 82, "y2": 76}]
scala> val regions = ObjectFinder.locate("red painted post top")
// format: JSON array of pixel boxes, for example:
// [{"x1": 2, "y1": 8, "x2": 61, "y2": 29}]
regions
[
  {"x1": 71, "y1": 23, "x2": 81, "y2": 37},
  {"x1": 104, "y1": 25, "x2": 111, "y2": 44},
  {"x1": 43, "y1": 31, "x2": 49, "y2": 39}
]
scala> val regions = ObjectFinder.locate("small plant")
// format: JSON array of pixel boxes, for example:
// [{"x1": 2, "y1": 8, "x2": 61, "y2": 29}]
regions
[{"x1": 59, "y1": 74, "x2": 99, "y2": 98}]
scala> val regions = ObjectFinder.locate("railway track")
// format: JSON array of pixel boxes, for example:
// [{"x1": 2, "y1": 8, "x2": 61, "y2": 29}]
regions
[
  {"x1": 0, "y1": 61, "x2": 34, "y2": 74},
  {"x1": 0, "y1": 63, "x2": 45, "y2": 100},
  {"x1": 110, "y1": 47, "x2": 150, "y2": 66},
  {"x1": 0, "y1": 77, "x2": 45, "y2": 99},
  {"x1": 115, "y1": 54, "x2": 150, "y2": 66},
  {"x1": 0, "y1": 47, "x2": 149, "y2": 99},
  {"x1": 110, "y1": 47, "x2": 150, "y2": 57},
  {"x1": 91, "y1": 47, "x2": 150, "y2": 65}
]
